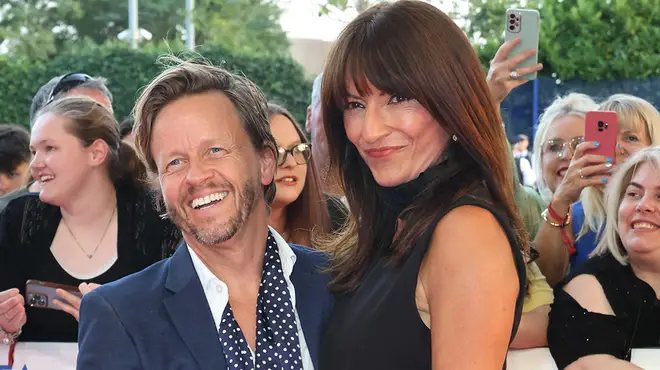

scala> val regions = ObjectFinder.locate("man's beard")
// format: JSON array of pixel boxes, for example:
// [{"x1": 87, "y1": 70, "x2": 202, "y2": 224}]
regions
[{"x1": 166, "y1": 177, "x2": 261, "y2": 245}]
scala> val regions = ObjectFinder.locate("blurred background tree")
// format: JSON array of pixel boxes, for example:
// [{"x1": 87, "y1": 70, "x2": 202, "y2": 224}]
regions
[
  {"x1": 460, "y1": 0, "x2": 660, "y2": 82},
  {"x1": 0, "y1": 0, "x2": 289, "y2": 60}
]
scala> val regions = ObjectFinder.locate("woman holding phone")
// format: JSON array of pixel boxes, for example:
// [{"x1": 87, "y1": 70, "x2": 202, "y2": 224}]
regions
[
  {"x1": 535, "y1": 94, "x2": 660, "y2": 285},
  {"x1": 0, "y1": 97, "x2": 181, "y2": 344}
]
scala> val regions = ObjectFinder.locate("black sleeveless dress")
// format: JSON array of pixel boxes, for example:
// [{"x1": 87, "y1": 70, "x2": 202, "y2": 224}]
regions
[{"x1": 320, "y1": 183, "x2": 526, "y2": 369}]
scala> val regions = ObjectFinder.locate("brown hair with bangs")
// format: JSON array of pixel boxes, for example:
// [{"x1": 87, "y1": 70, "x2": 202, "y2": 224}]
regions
[
  {"x1": 319, "y1": 0, "x2": 527, "y2": 293},
  {"x1": 267, "y1": 103, "x2": 331, "y2": 247}
]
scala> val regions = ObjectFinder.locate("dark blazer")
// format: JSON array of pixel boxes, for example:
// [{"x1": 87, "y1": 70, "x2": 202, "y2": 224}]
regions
[{"x1": 77, "y1": 241, "x2": 334, "y2": 370}]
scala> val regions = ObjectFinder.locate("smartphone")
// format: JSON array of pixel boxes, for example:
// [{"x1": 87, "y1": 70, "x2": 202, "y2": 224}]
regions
[
  {"x1": 504, "y1": 8, "x2": 540, "y2": 80},
  {"x1": 585, "y1": 111, "x2": 618, "y2": 163},
  {"x1": 25, "y1": 280, "x2": 81, "y2": 311}
]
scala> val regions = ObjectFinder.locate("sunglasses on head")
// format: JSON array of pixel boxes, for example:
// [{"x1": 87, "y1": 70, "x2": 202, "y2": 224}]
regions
[{"x1": 46, "y1": 72, "x2": 93, "y2": 104}]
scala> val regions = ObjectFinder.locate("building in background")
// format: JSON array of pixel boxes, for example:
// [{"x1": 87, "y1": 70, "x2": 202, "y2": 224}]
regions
[{"x1": 288, "y1": 38, "x2": 334, "y2": 76}]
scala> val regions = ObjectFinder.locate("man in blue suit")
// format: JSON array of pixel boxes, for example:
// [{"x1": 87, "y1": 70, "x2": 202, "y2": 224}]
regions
[{"x1": 77, "y1": 59, "x2": 334, "y2": 370}]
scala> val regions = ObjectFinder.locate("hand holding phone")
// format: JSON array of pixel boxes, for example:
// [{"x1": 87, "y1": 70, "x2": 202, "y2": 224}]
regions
[
  {"x1": 26, "y1": 280, "x2": 100, "y2": 321},
  {"x1": 504, "y1": 8, "x2": 541, "y2": 80},
  {"x1": 585, "y1": 111, "x2": 618, "y2": 163},
  {"x1": 487, "y1": 9, "x2": 543, "y2": 103},
  {"x1": 25, "y1": 280, "x2": 81, "y2": 311}
]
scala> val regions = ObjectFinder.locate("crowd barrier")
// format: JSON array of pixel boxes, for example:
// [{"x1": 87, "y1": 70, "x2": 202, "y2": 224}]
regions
[{"x1": 1, "y1": 343, "x2": 659, "y2": 369}]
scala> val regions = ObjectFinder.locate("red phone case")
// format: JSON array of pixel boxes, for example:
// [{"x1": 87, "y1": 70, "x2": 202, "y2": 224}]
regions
[{"x1": 584, "y1": 111, "x2": 618, "y2": 163}]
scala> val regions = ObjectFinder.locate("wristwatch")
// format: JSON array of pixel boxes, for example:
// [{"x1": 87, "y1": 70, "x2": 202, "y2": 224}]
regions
[{"x1": 0, "y1": 327, "x2": 21, "y2": 345}]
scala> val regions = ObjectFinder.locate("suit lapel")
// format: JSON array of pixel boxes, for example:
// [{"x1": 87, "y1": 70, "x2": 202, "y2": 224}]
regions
[
  {"x1": 290, "y1": 250, "x2": 319, "y2": 367},
  {"x1": 164, "y1": 244, "x2": 226, "y2": 370}
]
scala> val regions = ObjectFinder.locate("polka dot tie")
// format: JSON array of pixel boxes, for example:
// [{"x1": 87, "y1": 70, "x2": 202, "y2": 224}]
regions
[{"x1": 217, "y1": 231, "x2": 303, "y2": 370}]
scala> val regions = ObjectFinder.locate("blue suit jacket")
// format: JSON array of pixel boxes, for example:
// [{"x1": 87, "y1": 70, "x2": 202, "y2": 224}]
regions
[{"x1": 77, "y1": 242, "x2": 334, "y2": 370}]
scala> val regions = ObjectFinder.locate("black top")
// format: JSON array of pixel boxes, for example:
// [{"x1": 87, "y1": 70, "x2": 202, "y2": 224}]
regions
[
  {"x1": 320, "y1": 187, "x2": 526, "y2": 370},
  {"x1": 0, "y1": 182, "x2": 182, "y2": 342},
  {"x1": 548, "y1": 253, "x2": 660, "y2": 369}
]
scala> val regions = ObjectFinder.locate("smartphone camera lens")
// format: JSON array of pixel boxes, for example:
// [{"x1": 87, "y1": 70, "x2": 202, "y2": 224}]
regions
[
  {"x1": 598, "y1": 121, "x2": 604, "y2": 127},
  {"x1": 28, "y1": 293, "x2": 47, "y2": 307},
  {"x1": 509, "y1": 19, "x2": 515, "y2": 25},
  {"x1": 509, "y1": 25, "x2": 515, "y2": 31},
  {"x1": 510, "y1": 14, "x2": 516, "y2": 19}
]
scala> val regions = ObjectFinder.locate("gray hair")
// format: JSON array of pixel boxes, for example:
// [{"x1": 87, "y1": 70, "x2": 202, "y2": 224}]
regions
[
  {"x1": 29, "y1": 74, "x2": 113, "y2": 127},
  {"x1": 310, "y1": 72, "x2": 323, "y2": 107}
]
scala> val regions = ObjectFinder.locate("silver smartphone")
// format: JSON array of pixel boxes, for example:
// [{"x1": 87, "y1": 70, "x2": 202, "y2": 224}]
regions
[
  {"x1": 25, "y1": 279, "x2": 81, "y2": 311},
  {"x1": 504, "y1": 8, "x2": 540, "y2": 80}
]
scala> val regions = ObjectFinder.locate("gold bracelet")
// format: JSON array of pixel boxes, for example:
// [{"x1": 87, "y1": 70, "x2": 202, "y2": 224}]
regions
[
  {"x1": 0, "y1": 327, "x2": 21, "y2": 345},
  {"x1": 541, "y1": 208, "x2": 571, "y2": 228}
]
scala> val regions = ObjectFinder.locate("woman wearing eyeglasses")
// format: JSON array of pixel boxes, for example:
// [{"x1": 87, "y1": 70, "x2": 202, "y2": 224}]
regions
[
  {"x1": 534, "y1": 94, "x2": 660, "y2": 285},
  {"x1": 267, "y1": 104, "x2": 344, "y2": 247}
]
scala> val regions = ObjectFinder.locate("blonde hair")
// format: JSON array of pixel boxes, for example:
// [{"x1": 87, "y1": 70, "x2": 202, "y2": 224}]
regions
[
  {"x1": 533, "y1": 93, "x2": 598, "y2": 202},
  {"x1": 592, "y1": 146, "x2": 660, "y2": 264},
  {"x1": 578, "y1": 94, "x2": 660, "y2": 241}
]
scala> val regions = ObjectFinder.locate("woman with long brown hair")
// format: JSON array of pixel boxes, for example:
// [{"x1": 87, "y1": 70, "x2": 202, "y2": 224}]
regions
[
  {"x1": 266, "y1": 103, "x2": 344, "y2": 246},
  {"x1": 318, "y1": 2, "x2": 526, "y2": 369}
]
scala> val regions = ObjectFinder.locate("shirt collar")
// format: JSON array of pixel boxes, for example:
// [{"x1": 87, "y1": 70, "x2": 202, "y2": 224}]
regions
[{"x1": 187, "y1": 226, "x2": 297, "y2": 291}]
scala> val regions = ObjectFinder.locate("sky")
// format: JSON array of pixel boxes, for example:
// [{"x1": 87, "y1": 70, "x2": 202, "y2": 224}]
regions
[{"x1": 278, "y1": 0, "x2": 468, "y2": 42}]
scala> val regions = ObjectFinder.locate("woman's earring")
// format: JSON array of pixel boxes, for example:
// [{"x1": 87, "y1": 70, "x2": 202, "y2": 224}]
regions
[{"x1": 452, "y1": 135, "x2": 458, "y2": 142}]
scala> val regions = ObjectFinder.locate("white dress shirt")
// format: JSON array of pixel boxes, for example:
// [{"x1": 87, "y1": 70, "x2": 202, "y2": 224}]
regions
[
  {"x1": 518, "y1": 156, "x2": 537, "y2": 187},
  {"x1": 187, "y1": 226, "x2": 314, "y2": 370}
]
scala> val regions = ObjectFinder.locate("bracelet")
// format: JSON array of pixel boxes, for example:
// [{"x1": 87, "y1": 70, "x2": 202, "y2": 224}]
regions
[
  {"x1": 0, "y1": 327, "x2": 21, "y2": 345},
  {"x1": 542, "y1": 204, "x2": 577, "y2": 256},
  {"x1": 548, "y1": 202, "x2": 571, "y2": 223},
  {"x1": 542, "y1": 207, "x2": 572, "y2": 228}
]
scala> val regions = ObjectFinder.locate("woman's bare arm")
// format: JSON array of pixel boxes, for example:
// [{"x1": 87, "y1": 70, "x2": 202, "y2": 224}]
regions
[{"x1": 420, "y1": 206, "x2": 519, "y2": 370}]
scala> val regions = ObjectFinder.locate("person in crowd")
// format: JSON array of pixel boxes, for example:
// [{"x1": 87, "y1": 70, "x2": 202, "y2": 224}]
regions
[
  {"x1": 535, "y1": 94, "x2": 660, "y2": 285},
  {"x1": 0, "y1": 97, "x2": 181, "y2": 344},
  {"x1": 548, "y1": 146, "x2": 660, "y2": 369},
  {"x1": 532, "y1": 93, "x2": 599, "y2": 203},
  {"x1": 119, "y1": 117, "x2": 135, "y2": 145},
  {"x1": 77, "y1": 59, "x2": 334, "y2": 370},
  {"x1": 515, "y1": 134, "x2": 532, "y2": 158},
  {"x1": 318, "y1": 2, "x2": 526, "y2": 369},
  {"x1": 29, "y1": 73, "x2": 114, "y2": 125},
  {"x1": 484, "y1": 36, "x2": 552, "y2": 350},
  {"x1": 267, "y1": 103, "x2": 345, "y2": 246},
  {"x1": 513, "y1": 134, "x2": 536, "y2": 187},
  {"x1": 305, "y1": 73, "x2": 344, "y2": 199},
  {"x1": 508, "y1": 147, "x2": 554, "y2": 349},
  {"x1": 0, "y1": 72, "x2": 116, "y2": 212},
  {"x1": 0, "y1": 124, "x2": 31, "y2": 197}
]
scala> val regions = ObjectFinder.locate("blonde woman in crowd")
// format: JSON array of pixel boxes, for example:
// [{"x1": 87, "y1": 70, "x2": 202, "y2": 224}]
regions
[
  {"x1": 548, "y1": 146, "x2": 660, "y2": 370},
  {"x1": 536, "y1": 94, "x2": 660, "y2": 285}
]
